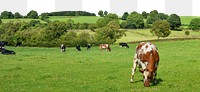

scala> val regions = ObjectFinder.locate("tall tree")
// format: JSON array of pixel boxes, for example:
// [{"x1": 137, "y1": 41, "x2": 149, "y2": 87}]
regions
[
  {"x1": 1, "y1": 11, "x2": 14, "y2": 19},
  {"x1": 27, "y1": 10, "x2": 38, "y2": 19},
  {"x1": 151, "y1": 20, "x2": 171, "y2": 39},
  {"x1": 126, "y1": 12, "x2": 144, "y2": 29},
  {"x1": 104, "y1": 11, "x2": 108, "y2": 16},
  {"x1": 121, "y1": 12, "x2": 129, "y2": 20},
  {"x1": 98, "y1": 10, "x2": 104, "y2": 17},
  {"x1": 146, "y1": 10, "x2": 159, "y2": 24},
  {"x1": 95, "y1": 20, "x2": 124, "y2": 44},
  {"x1": 167, "y1": 14, "x2": 181, "y2": 30},
  {"x1": 14, "y1": 12, "x2": 23, "y2": 19},
  {"x1": 158, "y1": 13, "x2": 168, "y2": 20},
  {"x1": 40, "y1": 13, "x2": 49, "y2": 20},
  {"x1": 142, "y1": 11, "x2": 148, "y2": 19}
]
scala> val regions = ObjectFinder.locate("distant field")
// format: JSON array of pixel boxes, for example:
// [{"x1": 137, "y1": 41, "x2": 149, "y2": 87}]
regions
[
  {"x1": 1, "y1": 16, "x2": 101, "y2": 24},
  {"x1": 180, "y1": 16, "x2": 200, "y2": 25},
  {"x1": 116, "y1": 29, "x2": 200, "y2": 43},
  {"x1": 0, "y1": 40, "x2": 200, "y2": 91},
  {"x1": 48, "y1": 16, "x2": 101, "y2": 23}
]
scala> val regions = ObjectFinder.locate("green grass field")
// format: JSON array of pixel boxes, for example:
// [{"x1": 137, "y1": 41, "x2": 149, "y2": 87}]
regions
[
  {"x1": 180, "y1": 16, "x2": 200, "y2": 25},
  {"x1": 1, "y1": 40, "x2": 200, "y2": 91},
  {"x1": 48, "y1": 16, "x2": 101, "y2": 23},
  {"x1": 1, "y1": 16, "x2": 101, "y2": 24},
  {"x1": 116, "y1": 29, "x2": 200, "y2": 43}
]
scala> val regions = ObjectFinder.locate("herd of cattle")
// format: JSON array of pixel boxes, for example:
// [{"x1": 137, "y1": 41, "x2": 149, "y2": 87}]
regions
[
  {"x1": 1, "y1": 41, "x2": 160, "y2": 87},
  {"x1": 60, "y1": 42, "x2": 129, "y2": 52}
]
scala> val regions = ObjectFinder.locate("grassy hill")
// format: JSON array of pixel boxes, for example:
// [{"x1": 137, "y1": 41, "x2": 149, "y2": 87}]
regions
[
  {"x1": 1, "y1": 16, "x2": 101, "y2": 24},
  {"x1": 48, "y1": 16, "x2": 101, "y2": 23},
  {"x1": 180, "y1": 16, "x2": 200, "y2": 25},
  {"x1": 116, "y1": 29, "x2": 200, "y2": 43}
]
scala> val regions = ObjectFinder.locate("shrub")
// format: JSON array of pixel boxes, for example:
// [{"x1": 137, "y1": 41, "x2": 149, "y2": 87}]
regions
[
  {"x1": 88, "y1": 23, "x2": 97, "y2": 31},
  {"x1": 185, "y1": 30, "x2": 190, "y2": 36},
  {"x1": 189, "y1": 18, "x2": 200, "y2": 30}
]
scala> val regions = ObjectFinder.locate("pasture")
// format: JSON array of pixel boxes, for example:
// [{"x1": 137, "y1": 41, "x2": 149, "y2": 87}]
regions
[
  {"x1": 116, "y1": 29, "x2": 200, "y2": 43},
  {"x1": 180, "y1": 16, "x2": 200, "y2": 25},
  {"x1": 48, "y1": 16, "x2": 101, "y2": 23},
  {"x1": 0, "y1": 40, "x2": 200, "y2": 91}
]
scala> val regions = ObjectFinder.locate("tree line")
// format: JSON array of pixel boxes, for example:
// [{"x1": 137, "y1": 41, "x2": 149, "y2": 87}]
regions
[
  {"x1": 0, "y1": 13, "x2": 125, "y2": 47},
  {"x1": 0, "y1": 10, "x2": 96, "y2": 19},
  {"x1": 0, "y1": 10, "x2": 200, "y2": 47}
]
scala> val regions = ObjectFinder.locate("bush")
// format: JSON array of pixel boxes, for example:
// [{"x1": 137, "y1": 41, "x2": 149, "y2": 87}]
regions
[
  {"x1": 185, "y1": 30, "x2": 190, "y2": 36},
  {"x1": 189, "y1": 18, "x2": 200, "y2": 30},
  {"x1": 88, "y1": 23, "x2": 97, "y2": 31}
]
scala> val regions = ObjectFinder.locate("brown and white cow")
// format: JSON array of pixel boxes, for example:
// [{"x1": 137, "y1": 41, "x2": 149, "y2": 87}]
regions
[
  {"x1": 130, "y1": 42, "x2": 159, "y2": 87},
  {"x1": 99, "y1": 44, "x2": 111, "y2": 51}
]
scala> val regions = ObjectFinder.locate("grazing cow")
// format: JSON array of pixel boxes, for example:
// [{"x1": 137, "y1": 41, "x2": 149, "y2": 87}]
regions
[
  {"x1": 130, "y1": 42, "x2": 159, "y2": 87},
  {"x1": 1, "y1": 48, "x2": 16, "y2": 55},
  {"x1": 99, "y1": 44, "x2": 111, "y2": 51},
  {"x1": 119, "y1": 42, "x2": 129, "y2": 48},
  {"x1": 76, "y1": 45, "x2": 81, "y2": 51},
  {"x1": 15, "y1": 41, "x2": 22, "y2": 47},
  {"x1": 87, "y1": 44, "x2": 92, "y2": 50},
  {"x1": 60, "y1": 44, "x2": 66, "y2": 52}
]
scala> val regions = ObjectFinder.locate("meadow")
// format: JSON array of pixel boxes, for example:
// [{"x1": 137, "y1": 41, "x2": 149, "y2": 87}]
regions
[
  {"x1": 1, "y1": 16, "x2": 101, "y2": 24},
  {"x1": 180, "y1": 16, "x2": 200, "y2": 25},
  {"x1": 1, "y1": 15, "x2": 200, "y2": 91},
  {"x1": 0, "y1": 40, "x2": 200, "y2": 92},
  {"x1": 48, "y1": 16, "x2": 101, "y2": 23},
  {"x1": 116, "y1": 29, "x2": 200, "y2": 43}
]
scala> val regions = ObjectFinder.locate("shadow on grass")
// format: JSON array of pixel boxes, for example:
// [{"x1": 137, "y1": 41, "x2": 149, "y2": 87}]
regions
[
  {"x1": 133, "y1": 79, "x2": 143, "y2": 83},
  {"x1": 132, "y1": 78, "x2": 163, "y2": 86},
  {"x1": 151, "y1": 78, "x2": 163, "y2": 86}
]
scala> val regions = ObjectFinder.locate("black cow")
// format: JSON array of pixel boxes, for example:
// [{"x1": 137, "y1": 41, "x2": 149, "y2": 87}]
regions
[
  {"x1": 87, "y1": 44, "x2": 92, "y2": 50},
  {"x1": 60, "y1": 44, "x2": 66, "y2": 52},
  {"x1": 1, "y1": 48, "x2": 16, "y2": 55},
  {"x1": 76, "y1": 45, "x2": 81, "y2": 51},
  {"x1": 15, "y1": 41, "x2": 22, "y2": 47},
  {"x1": 0, "y1": 41, "x2": 8, "y2": 49},
  {"x1": 119, "y1": 42, "x2": 129, "y2": 48}
]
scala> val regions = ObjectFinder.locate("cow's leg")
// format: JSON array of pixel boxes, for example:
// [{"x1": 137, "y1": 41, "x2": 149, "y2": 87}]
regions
[
  {"x1": 153, "y1": 71, "x2": 158, "y2": 84},
  {"x1": 130, "y1": 54, "x2": 138, "y2": 83},
  {"x1": 143, "y1": 70, "x2": 150, "y2": 87}
]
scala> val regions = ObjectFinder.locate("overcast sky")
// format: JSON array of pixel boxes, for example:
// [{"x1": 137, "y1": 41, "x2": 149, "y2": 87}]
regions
[{"x1": 0, "y1": 0, "x2": 199, "y2": 16}]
